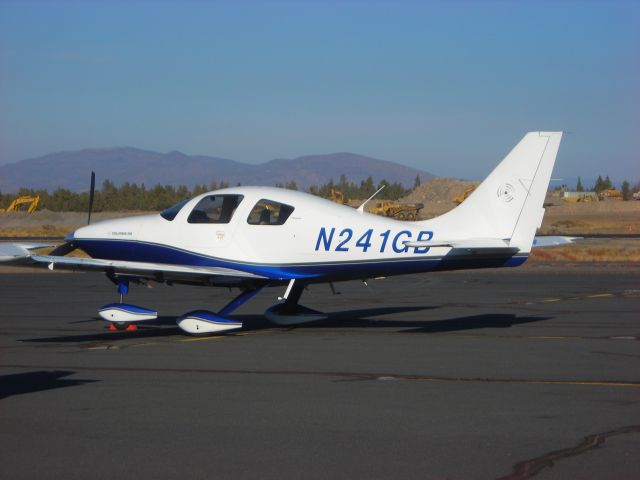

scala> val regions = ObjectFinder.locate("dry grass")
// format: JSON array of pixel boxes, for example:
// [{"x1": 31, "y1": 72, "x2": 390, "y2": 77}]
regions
[
  {"x1": 540, "y1": 201, "x2": 640, "y2": 234},
  {"x1": 530, "y1": 243, "x2": 640, "y2": 263},
  {"x1": 548, "y1": 219, "x2": 591, "y2": 230},
  {"x1": 0, "y1": 225, "x2": 77, "y2": 238}
]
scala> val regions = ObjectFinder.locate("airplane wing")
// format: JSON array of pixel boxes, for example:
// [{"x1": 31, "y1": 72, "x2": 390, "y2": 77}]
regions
[{"x1": 0, "y1": 243, "x2": 267, "y2": 285}]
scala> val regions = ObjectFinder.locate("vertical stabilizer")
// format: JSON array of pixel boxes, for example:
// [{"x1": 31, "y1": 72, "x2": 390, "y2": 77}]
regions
[{"x1": 422, "y1": 132, "x2": 563, "y2": 253}]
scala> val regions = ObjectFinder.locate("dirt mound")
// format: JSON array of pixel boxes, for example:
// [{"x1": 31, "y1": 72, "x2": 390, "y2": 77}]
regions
[
  {"x1": 402, "y1": 177, "x2": 479, "y2": 218},
  {"x1": 403, "y1": 177, "x2": 479, "y2": 204}
]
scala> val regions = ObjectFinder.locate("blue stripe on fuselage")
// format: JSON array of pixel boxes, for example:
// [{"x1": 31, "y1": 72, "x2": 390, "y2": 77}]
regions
[{"x1": 74, "y1": 238, "x2": 527, "y2": 281}]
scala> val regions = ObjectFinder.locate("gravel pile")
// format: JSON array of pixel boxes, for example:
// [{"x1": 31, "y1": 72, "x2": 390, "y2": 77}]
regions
[{"x1": 401, "y1": 177, "x2": 480, "y2": 217}]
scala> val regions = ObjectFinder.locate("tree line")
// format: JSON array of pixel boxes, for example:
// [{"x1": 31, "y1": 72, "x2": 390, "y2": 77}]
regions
[
  {"x1": 574, "y1": 175, "x2": 639, "y2": 200},
  {"x1": 0, "y1": 176, "x2": 413, "y2": 212},
  {"x1": 306, "y1": 174, "x2": 414, "y2": 201}
]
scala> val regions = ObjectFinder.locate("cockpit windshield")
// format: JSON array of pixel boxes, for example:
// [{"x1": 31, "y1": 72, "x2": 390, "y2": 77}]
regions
[
  {"x1": 187, "y1": 194, "x2": 244, "y2": 224},
  {"x1": 160, "y1": 199, "x2": 190, "y2": 221}
]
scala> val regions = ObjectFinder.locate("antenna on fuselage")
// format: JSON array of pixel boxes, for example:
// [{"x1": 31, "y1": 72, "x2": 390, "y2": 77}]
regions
[
  {"x1": 357, "y1": 185, "x2": 385, "y2": 214},
  {"x1": 88, "y1": 171, "x2": 95, "y2": 225}
]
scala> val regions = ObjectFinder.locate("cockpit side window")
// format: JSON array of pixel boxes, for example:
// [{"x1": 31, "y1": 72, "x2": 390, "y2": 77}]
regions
[
  {"x1": 187, "y1": 195, "x2": 244, "y2": 224},
  {"x1": 160, "y1": 199, "x2": 190, "y2": 221},
  {"x1": 247, "y1": 199, "x2": 295, "y2": 225}
]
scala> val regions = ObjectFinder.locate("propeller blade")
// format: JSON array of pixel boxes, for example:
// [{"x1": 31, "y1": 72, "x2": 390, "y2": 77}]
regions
[
  {"x1": 88, "y1": 171, "x2": 95, "y2": 225},
  {"x1": 49, "y1": 242, "x2": 77, "y2": 256}
]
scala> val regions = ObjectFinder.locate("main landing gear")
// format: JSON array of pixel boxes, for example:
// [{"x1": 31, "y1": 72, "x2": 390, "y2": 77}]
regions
[
  {"x1": 264, "y1": 279, "x2": 328, "y2": 325},
  {"x1": 176, "y1": 285, "x2": 265, "y2": 335},
  {"x1": 176, "y1": 279, "x2": 328, "y2": 334}
]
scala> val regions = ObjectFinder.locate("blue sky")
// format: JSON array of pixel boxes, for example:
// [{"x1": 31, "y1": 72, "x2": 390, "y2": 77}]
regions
[{"x1": 0, "y1": 0, "x2": 638, "y2": 183}]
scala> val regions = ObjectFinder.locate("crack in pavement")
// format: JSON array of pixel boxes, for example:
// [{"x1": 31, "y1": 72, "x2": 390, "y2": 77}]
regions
[{"x1": 497, "y1": 425, "x2": 640, "y2": 479}]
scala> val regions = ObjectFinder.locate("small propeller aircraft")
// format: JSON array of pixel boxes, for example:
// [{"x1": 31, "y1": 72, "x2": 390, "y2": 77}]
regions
[{"x1": 1, "y1": 132, "x2": 572, "y2": 335}]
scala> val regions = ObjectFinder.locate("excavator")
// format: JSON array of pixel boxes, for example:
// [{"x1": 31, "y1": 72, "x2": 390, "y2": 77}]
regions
[
  {"x1": 0, "y1": 196, "x2": 40, "y2": 213},
  {"x1": 329, "y1": 188, "x2": 348, "y2": 205},
  {"x1": 451, "y1": 186, "x2": 477, "y2": 205}
]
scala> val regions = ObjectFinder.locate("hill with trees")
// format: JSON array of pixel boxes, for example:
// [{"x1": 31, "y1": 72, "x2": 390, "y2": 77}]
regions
[{"x1": 0, "y1": 147, "x2": 432, "y2": 193}]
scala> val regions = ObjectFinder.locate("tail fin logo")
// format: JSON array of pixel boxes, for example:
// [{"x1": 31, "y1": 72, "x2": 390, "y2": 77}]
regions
[{"x1": 497, "y1": 183, "x2": 515, "y2": 202}]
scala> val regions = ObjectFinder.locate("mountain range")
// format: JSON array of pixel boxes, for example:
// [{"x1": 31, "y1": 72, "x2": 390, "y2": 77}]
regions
[{"x1": 0, "y1": 147, "x2": 434, "y2": 193}]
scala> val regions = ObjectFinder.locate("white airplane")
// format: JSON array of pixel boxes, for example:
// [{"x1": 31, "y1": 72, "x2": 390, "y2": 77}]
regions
[{"x1": 1, "y1": 131, "x2": 572, "y2": 335}]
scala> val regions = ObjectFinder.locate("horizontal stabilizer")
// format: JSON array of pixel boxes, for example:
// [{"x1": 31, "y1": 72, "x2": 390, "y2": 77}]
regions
[
  {"x1": 404, "y1": 238, "x2": 516, "y2": 250},
  {"x1": 532, "y1": 236, "x2": 580, "y2": 248}
]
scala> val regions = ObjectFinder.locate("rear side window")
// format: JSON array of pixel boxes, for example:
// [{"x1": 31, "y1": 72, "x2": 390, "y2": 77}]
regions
[
  {"x1": 160, "y1": 199, "x2": 189, "y2": 221},
  {"x1": 188, "y1": 195, "x2": 244, "y2": 224},
  {"x1": 247, "y1": 199, "x2": 295, "y2": 225}
]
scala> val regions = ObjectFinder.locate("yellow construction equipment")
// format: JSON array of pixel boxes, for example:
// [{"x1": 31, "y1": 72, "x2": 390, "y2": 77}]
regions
[
  {"x1": 451, "y1": 186, "x2": 477, "y2": 205},
  {"x1": 369, "y1": 200, "x2": 424, "y2": 220},
  {"x1": 599, "y1": 188, "x2": 623, "y2": 200},
  {"x1": 0, "y1": 195, "x2": 40, "y2": 213},
  {"x1": 329, "y1": 188, "x2": 348, "y2": 205},
  {"x1": 561, "y1": 192, "x2": 598, "y2": 203}
]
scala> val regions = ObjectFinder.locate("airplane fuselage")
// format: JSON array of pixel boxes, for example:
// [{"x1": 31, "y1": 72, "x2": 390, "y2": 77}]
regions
[{"x1": 70, "y1": 186, "x2": 526, "y2": 284}]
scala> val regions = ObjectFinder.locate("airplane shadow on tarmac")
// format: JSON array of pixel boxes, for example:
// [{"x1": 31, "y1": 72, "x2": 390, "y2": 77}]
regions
[
  {"x1": 0, "y1": 370, "x2": 98, "y2": 400},
  {"x1": 20, "y1": 316, "x2": 186, "y2": 343},
  {"x1": 293, "y1": 309, "x2": 553, "y2": 334},
  {"x1": 20, "y1": 307, "x2": 552, "y2": 343}
]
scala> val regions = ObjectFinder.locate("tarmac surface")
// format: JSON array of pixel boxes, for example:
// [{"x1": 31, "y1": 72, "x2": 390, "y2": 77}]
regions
[{"x1": 1, "y1": 266, "x2": 639, "y2": 479}]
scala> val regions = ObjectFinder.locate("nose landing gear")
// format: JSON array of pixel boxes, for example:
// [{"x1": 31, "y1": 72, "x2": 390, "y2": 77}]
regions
[{"x1": 98, "y1": 279, "x2": 157, "y2": 331}]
